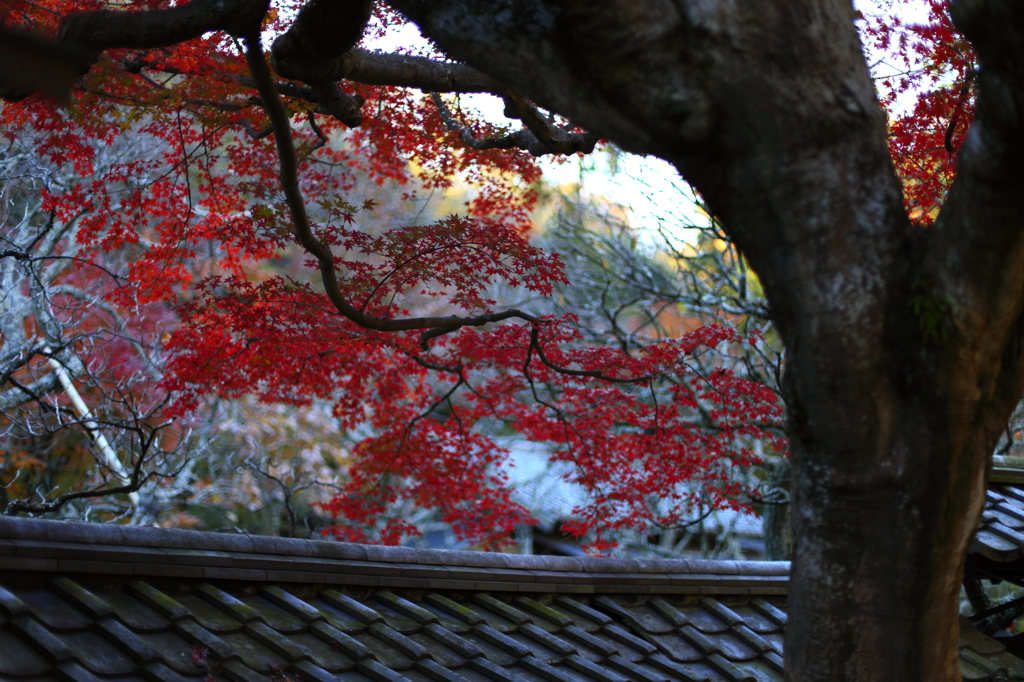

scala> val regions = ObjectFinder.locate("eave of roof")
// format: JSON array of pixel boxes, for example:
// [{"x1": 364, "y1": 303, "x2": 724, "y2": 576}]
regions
[
  {"x1": 0, "y1": 517, "x2": 1020, "y2": 682},
  {"x1": 0, "y1": 517, "x2": 788, "y2": 596}
]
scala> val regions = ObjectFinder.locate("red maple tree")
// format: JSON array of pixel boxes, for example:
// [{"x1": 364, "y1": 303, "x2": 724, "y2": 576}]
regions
[{"x1": 0, "y1": 0, "x2": 963, "y2": 550}]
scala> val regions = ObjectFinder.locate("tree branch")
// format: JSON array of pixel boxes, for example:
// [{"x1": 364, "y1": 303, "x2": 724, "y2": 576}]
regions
[
  {"x1": 58, "y1": 0, "x2": 269, "y2": 53},
  {"x1": 927, "y1": 0, "x2": 1024, "y2": 360},
  {"x1": 242, "y1": 35, "x2": 541, "y2": 342},
  {"x1": 431, "y1": 92, "x2": 599, "y2": 157}
]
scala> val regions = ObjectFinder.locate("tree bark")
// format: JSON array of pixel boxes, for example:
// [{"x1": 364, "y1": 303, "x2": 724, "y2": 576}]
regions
[{"x1": 386, "y1": 0, "x2": 1024, "y2": 680}]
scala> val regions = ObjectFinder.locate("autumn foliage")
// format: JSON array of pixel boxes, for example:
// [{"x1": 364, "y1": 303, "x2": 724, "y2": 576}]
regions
[{"x1": 0, "y1": 0, "x2": 970, "y2": 549}]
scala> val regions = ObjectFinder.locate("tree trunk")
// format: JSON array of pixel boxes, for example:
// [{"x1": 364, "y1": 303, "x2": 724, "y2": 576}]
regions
[
  {"x1": 389, "y1": 0, "x2": 1024, "y2": 680},
  {"x1": 784, "y1": 363, "x2": 993, "y2": 679}
]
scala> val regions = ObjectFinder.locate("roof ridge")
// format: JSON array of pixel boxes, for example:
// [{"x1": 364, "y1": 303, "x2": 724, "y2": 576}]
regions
[{"x1": 0, "y1": 516, "x2": 790, "y2": 582}]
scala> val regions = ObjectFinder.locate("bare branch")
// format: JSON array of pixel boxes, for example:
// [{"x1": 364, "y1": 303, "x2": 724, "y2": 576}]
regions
[{"x1": 431, "y1": 93, "x2": 599, "y2": 157}]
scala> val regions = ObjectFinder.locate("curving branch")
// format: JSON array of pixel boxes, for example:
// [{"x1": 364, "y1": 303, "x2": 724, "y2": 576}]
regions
[
  {"x1": 7, "y1": 0, "x2": 602, "y2": 152},
  {"x1": 242, "y1": 36, "x2": 541, "y2": 343},
  {"x1": 431, "y1": 93, "x2": 599, "y2": 157}
]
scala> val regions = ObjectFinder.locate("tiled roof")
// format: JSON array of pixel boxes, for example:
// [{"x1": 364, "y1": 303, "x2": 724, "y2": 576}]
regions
[
  {"x1": 976, "y1": 477, "x2": 1024, "y2": 564},
  {"x1": 0, "y1": 517, "x2": 1019, "y2": 682}
]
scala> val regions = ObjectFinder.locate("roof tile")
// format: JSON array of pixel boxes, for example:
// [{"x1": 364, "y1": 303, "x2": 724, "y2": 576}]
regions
[
  {"x1": 187, "y1": 530, "x2": 255, "y2": 554},
  {"x1": 0, "y1": 584, "x2": 30, "y2": 618},
  {"x1": 195, "y1": 582, "x2": 262, "y2": 623},
  {"x1": 101, "y1": 525, "x2": 178, "y2": 548},
  {"x1": 173, "y1": 592, "x2": 245, "y2": 632},
  {"x1": 132, "y1": 562, "x2": 203, "y2": 579},
  {"x1": 520, "y1": 623, "x2": 578, "y2": 657},
  {"x1": 262, "y1": 586, "x2": 326, "y2": 623},
  {"x1": 102, "y1": 591, "x2": 169, "y2": 632},
  {"x1": 763, "y1": 651, "x2": 785, "y2": 673},
  {"x1": 173, "y1": 618, "x2": 239, "y2": 661},
  {"x1": 513, "y1": 597, "x2": 573, "y2": 628},
  {"x1": 423, "y1": 621, "x2": 485, "y2": 659},
  {"x1": 163, "y1": 547, "x2": 234, "y2": 567},
  {"x1": 248, "y1": 619, "x2": 314, "y2": 661},
  {"x1": 355, "y1": 630, "x2": 416, "y2": 669},
  {"x1": 136, "y1": 630, "x2": 207, "y2": 674},
  {"x1": 0, "y1": 555, "x2": 58, "y2": 572},
  {"x1": 474, "y1": 623, "x2": 535, "y2": 659},
  {"x1": 48, "y1": 577, "x2": 113, "y2": 618},
  {"x1": 14, "y1": 538, "x2": 96, "y2": 561},
  {"x1": 414, "y1": 657, "x2": 473, "y2": 682},
  {"x1": 647, "y1": 598, "x2": 689, "y2": 631},
  {"x1": 143, "y1": 660, "x2": 198, "y2": 682},
  {"x1": 18, "y1": 588, "x2": 91, "y2": 630},
  {"x1": 0, "y1": 628, "x2": 51, "y2": 676},
  {"x1": 646, "y1": 631, "x2": 703, "y2": 662},
  {"x1": 409, "y1": 631, "x2": 469, "y2": 666},
  {"x1": 731, "y1": 623, "x2": 775, "y2": 655},
  {"x1": 564, "y1": 653, "x2": 629, "y2": 682},
  {"x1": 249, "y1": 535, "x2": 316, "y2": 557},
  {"x1": 298, "y1": 659, "x2": 348, "y2": 682},
  {"x1": 310, "y1": 620, "x2": 375, "y2": 660},
  {"x1": 553, "y1": 597, "x2": 612, "y2": 627},
  {"x1": 220, "y1": 658, "x2": 267, "y2": 682},
  {"x1": 463, "y1": 631, "x2": 519, "y2": 666},
  {"x1": 426, "y1": 592, "x2": 486, "y2": 626},
  {"x1": 560, "y1": 624, "x2": 619, "y2": 658},
  {"x1": 0, "y1": 516, "x2": 55, "y2": 539},
  {"x1": 359, "y1": 657, "x2": 415, "y2": 681},
  {"x1": 603, "y1": 654, "x2": 669, "y2": 682},
  {"x1": 61, "y1": 629, "x2": 140, "y2": 675},
  {"x1": 750, "y1": 598, "x2": 787, "y2": 627},
  {"x1": 372, "y1": 622, "x2": 431, "y2": 659},
  {"x1": 9, "y1": 616, "x2": 76, "y2": 661},
  {"x1": 291, "y1": 630, "x2": 358, "y2": 670},
  {"x1": 376, "y1": 591, "x2": 440, "y2": 625},
  {"x1": 601, "y1": 624, "x2": 658, "y2": 656},
  {"x1": 591, "y1": 597, "x2": 651, "y2": 634},
  {"x1": 706, "y1": 652, "x2": 756, "y2": 682},
  {"x1": 466, "y1": 655, "x2": 522, "y2": 682},
  {"x1": 475, "y1": 593, "x2": 534, "y2": 625},
  {"x1": 322, "y1": 589, "x2": 386, "y2": 624},
  {"x1": 518, "y1": 656, "x2": 578, "y2": 682},
  {"x1": 95, "y1": 618, "x2": 160, "y2": 663},
  {"x1": 57, "y1": 660, "x2": 105, "y2": 682}
]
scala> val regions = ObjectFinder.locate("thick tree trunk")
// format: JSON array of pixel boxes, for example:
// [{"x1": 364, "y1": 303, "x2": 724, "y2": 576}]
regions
[
  {"x1": 388, "y1": 1, "x2": 1024, "y2": 680},
  {"x1": 784, "y1": 370, "x2": 991, "y2": 679}
]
